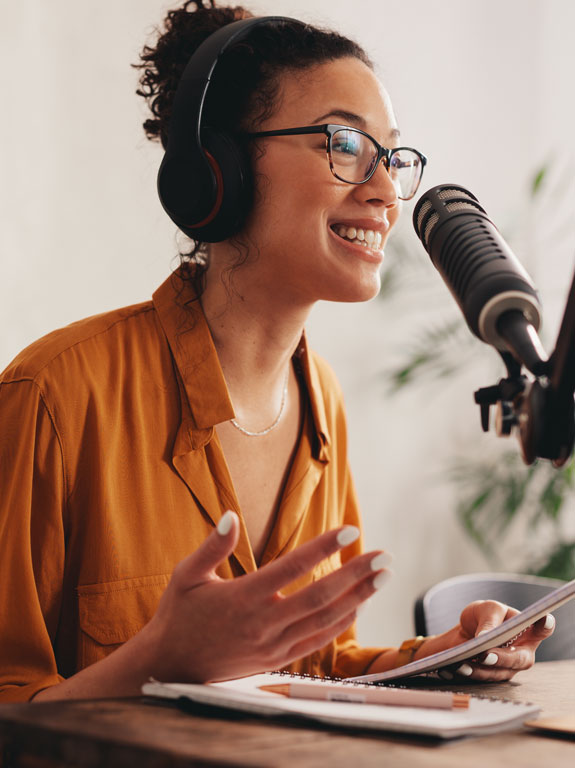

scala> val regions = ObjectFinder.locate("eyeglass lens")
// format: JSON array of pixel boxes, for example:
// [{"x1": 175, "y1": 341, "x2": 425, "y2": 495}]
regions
[{"x1": 330, "y1": 129, "x2": 423, "y2": 199}]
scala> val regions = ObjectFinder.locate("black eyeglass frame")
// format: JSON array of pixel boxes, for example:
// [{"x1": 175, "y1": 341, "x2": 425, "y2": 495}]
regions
[{"x1": 246, "y1": 123, "x2": 427, "y2": 200}]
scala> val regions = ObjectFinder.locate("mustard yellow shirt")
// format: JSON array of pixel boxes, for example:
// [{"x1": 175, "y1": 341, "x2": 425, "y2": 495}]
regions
[{"x1": 0, "y1": 271, "x2": 385, "y2": 702}]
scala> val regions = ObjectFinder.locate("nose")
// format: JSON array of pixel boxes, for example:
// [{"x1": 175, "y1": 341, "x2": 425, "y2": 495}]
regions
[{"x1": 357, "y1": 157, "x2": 399, "y2": 208}]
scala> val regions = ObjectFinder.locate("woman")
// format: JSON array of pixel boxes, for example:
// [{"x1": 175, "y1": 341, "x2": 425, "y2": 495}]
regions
[{"x1": 0, "y1": 1, "x2": 553, "y2": 702}]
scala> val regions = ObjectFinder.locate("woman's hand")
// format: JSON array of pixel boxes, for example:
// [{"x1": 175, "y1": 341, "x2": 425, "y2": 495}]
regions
[
  {"x1": 141, "y1": 510, "x2": 391, "y2": 684},
  {"x1": 419, "y1": 600, "x2": 556, "y2": 682}
]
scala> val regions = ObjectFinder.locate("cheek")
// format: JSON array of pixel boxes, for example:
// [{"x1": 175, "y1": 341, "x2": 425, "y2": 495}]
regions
[
  {"x1": 247, "y1": 178, "x2": 327, "y2": 244},
  {"x1": 250, "y1": 148, "x2": 333, "y2": 223}
]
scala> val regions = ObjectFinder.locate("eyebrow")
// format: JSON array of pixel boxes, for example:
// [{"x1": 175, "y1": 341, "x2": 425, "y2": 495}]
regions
[{"x1": 312, "y1": 110, "x2": 401, "y2": 142}]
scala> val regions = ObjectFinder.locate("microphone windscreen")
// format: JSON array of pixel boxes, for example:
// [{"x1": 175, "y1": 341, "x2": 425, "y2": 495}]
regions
[{"x1": 412, "y1": 184, "x2": 541, "y2": 349}]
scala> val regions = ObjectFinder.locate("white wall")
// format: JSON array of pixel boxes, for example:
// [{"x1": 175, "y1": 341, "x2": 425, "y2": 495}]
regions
[{"x1": 1, "y1": 1, "x2": 574, "y2": 646}]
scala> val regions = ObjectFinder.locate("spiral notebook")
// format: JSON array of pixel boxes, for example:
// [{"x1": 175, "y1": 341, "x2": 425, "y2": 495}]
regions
[{"x1": 142, "y1": 672, "x2": 540, "y2": 739}]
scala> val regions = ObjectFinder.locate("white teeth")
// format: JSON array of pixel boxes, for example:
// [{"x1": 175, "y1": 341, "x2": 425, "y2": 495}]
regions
[{"x1": 333, "y1": 225, "x2": 383, "y2": 250}]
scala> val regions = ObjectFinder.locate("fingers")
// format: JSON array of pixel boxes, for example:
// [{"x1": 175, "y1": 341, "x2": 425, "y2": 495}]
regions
[
  {"x1": 283, "y1": 610, "x2": 359, "y2": 668},
  {"x1": 274, "y1": 550, "x2": 392, "y2": 627},
  {"x1": 446, "y1": 614, "x2": 555, "y2": 682},
  {"x1": 454, "y1": 609, "x2": 556, "y2": 682},
  {"x1": 528, "y1": 613, "x2": 556, "y2": 641},
  {"x1": 251, "y1": 525, "x2": 361, "y2": 595},
  {"x1": 448, "y1": 643, "x2": 535, "y2": 682},
  {"x1": 172, "y1": 510, "x2": 240, "y2": 588},
  {"x1": 279, "y1": 567, "x2": 387, "y2": 651},
  {"x1": 248, "y1": 539, "x2": 391, "y2": 671}
]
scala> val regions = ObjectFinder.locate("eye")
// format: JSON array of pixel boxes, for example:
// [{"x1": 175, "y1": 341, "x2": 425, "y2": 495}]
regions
[
  {"x1": 332, "y1": 131, "x2": 361, "y2": 157},
  {"x1": 390, "y1": 151, "x2": 420, "y2": 171}
]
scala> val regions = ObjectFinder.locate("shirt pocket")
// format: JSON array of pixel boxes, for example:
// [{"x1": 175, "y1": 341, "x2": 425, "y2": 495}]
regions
[{"x1": 77, "y1": 574, "x2": 171, "y2": 669}]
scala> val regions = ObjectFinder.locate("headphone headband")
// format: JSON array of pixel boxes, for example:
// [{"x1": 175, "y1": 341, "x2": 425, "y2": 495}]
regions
[{"x1": 157, "y1": 15, "x2": 300, "y2": 242}]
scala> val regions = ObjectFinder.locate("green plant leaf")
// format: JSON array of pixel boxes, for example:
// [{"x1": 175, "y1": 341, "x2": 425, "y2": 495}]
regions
[
  {"x1": 532, "y1": 541, "x2": 575, "y2": 581},
  {"x1": 532, "y1": 166, "x2": 547, "y2": 195},
  {"x1": 385, "y1": 318, "x2": 471, "y2": 393}
]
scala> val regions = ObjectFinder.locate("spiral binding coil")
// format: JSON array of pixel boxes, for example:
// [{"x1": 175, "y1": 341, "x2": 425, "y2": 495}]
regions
[{"x1": 269, "y1": 669, "x2": 533, "y2": 705}]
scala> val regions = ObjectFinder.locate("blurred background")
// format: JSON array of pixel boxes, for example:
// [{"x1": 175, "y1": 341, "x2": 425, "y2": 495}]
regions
[{"x1": 1, "y1": 0, "x2": 574, "y2": 645}]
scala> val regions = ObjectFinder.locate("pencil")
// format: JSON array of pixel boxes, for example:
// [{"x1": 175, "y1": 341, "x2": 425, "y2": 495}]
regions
[{"x1": 259, "y1": 682, "x2": 470, "y2": 709}]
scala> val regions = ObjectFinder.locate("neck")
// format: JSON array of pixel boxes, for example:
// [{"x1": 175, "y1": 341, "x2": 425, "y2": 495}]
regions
[{"x1": 200, "y1": 249, "x2": 313, "y2": 413}]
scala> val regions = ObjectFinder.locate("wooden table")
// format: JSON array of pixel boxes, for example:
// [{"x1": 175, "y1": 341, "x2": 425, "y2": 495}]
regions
[{"x1": 0, "y1": 661, "x2": 573, "y2": 768}]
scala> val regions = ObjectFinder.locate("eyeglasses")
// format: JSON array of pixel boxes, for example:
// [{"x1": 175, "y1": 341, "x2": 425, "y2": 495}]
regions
[{"x1": 247, "y1": 123, "x2": 427, "y2": 201}]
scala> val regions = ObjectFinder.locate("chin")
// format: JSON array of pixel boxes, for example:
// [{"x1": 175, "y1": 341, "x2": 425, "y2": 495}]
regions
[{"x1": 321, "y1": 272, "x2": 382, "y2": 304}]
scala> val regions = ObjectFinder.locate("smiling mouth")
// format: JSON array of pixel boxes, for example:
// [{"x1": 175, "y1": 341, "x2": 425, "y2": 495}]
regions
[{"x1": 331, "y1": 224, "x2": 383, "y2": 251}]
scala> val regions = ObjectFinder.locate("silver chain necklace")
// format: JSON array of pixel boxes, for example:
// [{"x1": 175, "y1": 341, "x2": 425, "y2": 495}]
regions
[{"x1": 229, "y1": 370, "x2": 289, "y2": 437}]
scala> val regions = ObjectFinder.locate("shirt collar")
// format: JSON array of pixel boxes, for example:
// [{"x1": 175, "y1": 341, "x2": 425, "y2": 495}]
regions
[
  {"x1": 293, "y1": 335, "x2": 331, "y2": 463},
  {"x1": 152, "y1": 269, "x2": 331, "y2": 461}
]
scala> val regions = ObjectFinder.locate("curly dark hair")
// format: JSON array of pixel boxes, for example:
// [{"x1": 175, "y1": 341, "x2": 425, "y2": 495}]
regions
[{"x1": 134, "y1": 0, "x2": 372, "y2": 288}]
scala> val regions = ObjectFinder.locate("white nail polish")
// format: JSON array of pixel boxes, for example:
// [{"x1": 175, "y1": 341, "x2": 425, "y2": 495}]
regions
[
  {"x1": 483, "y1": 652, "x2": 498, "y2": 666},
  {"x1": 373, "y1": 570, "x2": 391, "y2": 590},
  {"x1": 544, "y1": 614, "x2": 555, "y2": 630},
  {"x1": 476, "y1": 629, "x2": 491, "y2": 637},
  {"x1": 370, "y1": 552, "x2": 392, "y2": 571},
  {"x1": 456, "y1": 664, "x2": 473, "y2": 677},
  {"x1": 217, "y1": 510, "x2": 235, "y2": 536},
  {"x1": 337, "y1": 526, "x2": 360, "y2": 547}
]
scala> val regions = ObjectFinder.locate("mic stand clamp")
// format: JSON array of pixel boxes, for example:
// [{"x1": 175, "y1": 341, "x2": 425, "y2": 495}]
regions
[
  {"x1": 474, "y1": 358, "x2": 528, "y2": 438},
  {"x1": 473, "y1": 264, "x2": 575, "y2": 466}
]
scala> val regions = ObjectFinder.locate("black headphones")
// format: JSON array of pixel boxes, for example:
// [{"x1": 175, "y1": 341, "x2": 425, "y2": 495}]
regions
[{"x1": 157, "y1": 16, "x2": 297, "y2": 243}]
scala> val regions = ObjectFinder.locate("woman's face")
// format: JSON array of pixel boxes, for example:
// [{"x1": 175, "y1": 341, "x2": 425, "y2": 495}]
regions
[{"x1": 238, "y1": 56, "x2": 403, "y2": 305}]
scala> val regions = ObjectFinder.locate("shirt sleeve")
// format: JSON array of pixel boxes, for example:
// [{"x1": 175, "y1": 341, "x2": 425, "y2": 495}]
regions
[{"x1": 0, "y1": 379, "x2": 66, "y2": 701}]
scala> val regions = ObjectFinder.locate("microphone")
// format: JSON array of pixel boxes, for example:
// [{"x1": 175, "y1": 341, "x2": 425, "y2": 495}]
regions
[{"x1": 412, "y1": 184, "x2": 547, "y2": 375}]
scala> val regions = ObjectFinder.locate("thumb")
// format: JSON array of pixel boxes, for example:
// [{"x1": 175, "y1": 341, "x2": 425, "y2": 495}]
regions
[
  {"x1": 472, "y1": 600, "x2": 513, "y2": 637},
  {"x1": 175, "y1": 510, "x2": 240, "y2": 586}
]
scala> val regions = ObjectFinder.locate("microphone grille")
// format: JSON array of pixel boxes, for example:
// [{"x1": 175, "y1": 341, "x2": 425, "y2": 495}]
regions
[
  {"x1": 437, "y1": 187, "x2": 473, "y2": 200},
  {"x1": 437, "y1": 186, "x2": 485, "y2": 214},
  {"x1": 415, "y1": 199, "x2": 441, "y2": 246},
  {"x1": 414, "y1": 185, "x2": 486, "y2": 250},
  {"x1": 424, "y1": 211, "x2": 440, "y2": 247},
  {"x1": 415, "y1": 198, "x2": 434, "y2": 230}
]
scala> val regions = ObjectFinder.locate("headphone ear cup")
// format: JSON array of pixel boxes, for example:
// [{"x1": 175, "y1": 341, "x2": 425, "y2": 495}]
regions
[{"x1": 188, "y1": 128, "x2": 252, "y2": 242}]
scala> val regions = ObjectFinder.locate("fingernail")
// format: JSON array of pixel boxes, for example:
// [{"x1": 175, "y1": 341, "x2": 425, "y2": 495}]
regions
[
  {"x1": 373, "y1": 570, "x2": 391, "y2": 590},
  {"x1": 483, "y1": 652, "x2": 498, "y2": 666},
  {"x1": 476, "y1": 629, "x2": 491, "y2": 637},
  {"x1": 438, "y1": 670, "x2": 453, "y2": 680},
  {"x1": 337, "y1": 526, "x2": 360, "y2": 547},
  {"x1": 544, "y1": 614, "x2": 555, "y2": 630},
  {"x1": 217, "y1": 510, "x2": 236, "y2": 536},
  {"x1": 370, "y1": 552, "x2": 392, "y2": 571},
  {"x1": 456, "y1": 664, "x2": 473, "y2": 677}
]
